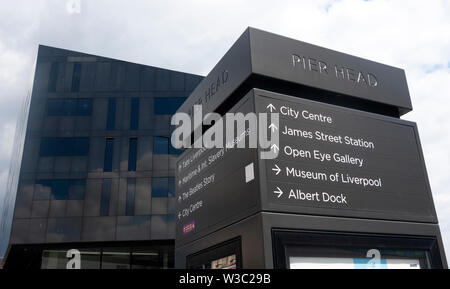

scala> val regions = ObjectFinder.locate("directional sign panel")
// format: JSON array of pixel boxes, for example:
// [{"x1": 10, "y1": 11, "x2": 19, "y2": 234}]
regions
[
  {"x1": 175, "y1": 146, "x2": 259, "y2": 246},
  {"x1": 175, "y1": 96, "x2": 260, "y2": 246},
  {"x1": 175, "y1": 88, "x2": 438, "y2": 249},
  {"x1": 254, "y1": 89, "x2": 437, "y2": 223}
]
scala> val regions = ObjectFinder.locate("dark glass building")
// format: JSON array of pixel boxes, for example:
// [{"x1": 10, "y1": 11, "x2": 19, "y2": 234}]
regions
[{"x1": 1, "y1": 45, "x2": 203, "y2": 269}]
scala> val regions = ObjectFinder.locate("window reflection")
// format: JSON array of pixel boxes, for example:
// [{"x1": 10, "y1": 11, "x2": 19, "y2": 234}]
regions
[
  {"x1": 101, "y1": 248, "x2": 130, "y2": 269},
  {"x1": 39, "y1": 137, "x2": 89, "y2": 157},
  {"x1": 153, "y1": 136, "x2": 183, "y2": 155},
  {"x1": 40, "y1": 245, "x2": 173, "y2": 269},
  {"x1": 103, "y1": 138, "x2": 114, "y2": 172},
  {"x1": 154, "y1": 97, "x2": 186, "y2": 115},
  {"x1": 130, "y1": 98, "x2": 139, "y2": 130},
  {"x1": 68, "y1": 180, "x2": 86, "y2": 200},
  {"x1": 48, "y1": 62, "x2": 58, "y2": 92},
  {"x1": 34, "y1": 179, "x2": 86, "y2": 200},
  {"x1": 106, "y1": 98, "x2": 116, "y2": 130},
  {"x1": 131, "y1": 251, "x2": 160, "y2": 269},
  {"x1": 153, "y1": 136, "x2": 168, "y2": 154},
  {"x1": 78, "y1": 249, "x2": 101, "y2": 269},
  {"x1": 34, "y1": 180, "x2": 52, "y2": 200},
  {"x1": 128, "y1": 138, "x2": 137, "y2": 171},
  {"x1": 152, "y1": 178, "x2": 168, "y2": 198},
  {"x1": 126, "y1": 179, "x2": 136, "y2": 216},
  {"x1": 41, "y1": 249, "x2": 101, "y2": 269},
  {"x1": 71, "y1": 62, "x2": 81, "y2": 92},
  {"x1": 46, "y1": 98, "x2": 92, "y2": 116},
  {"x1": 100, "y1": 179, "x2": 112, "y2": 216},
  {"x1": 41, "y1": 250, "x2": 66, "y2": 269}
]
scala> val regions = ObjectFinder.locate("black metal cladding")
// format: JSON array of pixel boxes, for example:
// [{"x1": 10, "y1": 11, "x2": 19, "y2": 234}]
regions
[{"x1": 178, "y1": 27, "x2": 412, "y2": 122}]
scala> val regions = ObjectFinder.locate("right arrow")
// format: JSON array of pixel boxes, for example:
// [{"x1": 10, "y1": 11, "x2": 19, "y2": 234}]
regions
[
  {"x1": 274, "y1": 187, "x2": 283, "y2": 198},
  {"x1": 272, "y1": 164, "x2": 281, "y2": 175},
  {"x1": 266, "y1": 103, "x2": 276, "y2": 112}
]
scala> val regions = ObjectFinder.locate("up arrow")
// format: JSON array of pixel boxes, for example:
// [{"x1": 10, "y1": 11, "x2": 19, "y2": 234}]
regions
[
  {"x1": 272, "y1": 164, "x2": 281, "y2": 175},
  {"x1": 268, "y1": 123, "x2": 278, "y2": 133},
  {"x1": 266, "y1": 103, "x2": 276, "y2": 112},
  {"x1": 271, "y1": 144, "x2": 279, "y2": 153},
  {"x1": 274, "y1": 187, "x2": 283, "y2": 198}
]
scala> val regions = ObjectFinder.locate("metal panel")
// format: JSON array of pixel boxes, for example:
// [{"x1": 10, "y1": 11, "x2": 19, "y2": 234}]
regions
[
  {"x1": 175, "y1": 94, "x2": 260, "y2": 247},
  {"x1": 249, "y1": 28, "x2": 411, "y2": 112},
  {"x1": 254, "y1": 89, "x2": 437, "y2": 223},
  {"x1": 178, "y1": 28, "x2": 412, "y2": 122}
]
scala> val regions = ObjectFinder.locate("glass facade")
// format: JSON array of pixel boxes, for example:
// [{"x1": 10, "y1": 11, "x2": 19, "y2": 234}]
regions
[
  {"x1": 154, "y1": 97, "x2": 186, "y2": 115},
  {"x1": 48, "y1": 62, "x2": 58, "y2": 93},
  {"x1": 153, "y1": 136, "x2": 183, "y2": 155},
  {"x1": 100, "y1": 179, "x2": 112, "y2": 217},
  {"x1": 1, "y1": 45, "x2": 203, "y2": 268},
  {"x1": 40, "y1": 244, "x2": 173, "y2": 269},
  {"x1": 103, "y1": 138, "x2": 114, "y2": 172},
  {"x1": 39, "y1": 137, "x2": 90, "y2": 156},
  {"x1": 125, "y1": 179, "x2": 136, "y2": 216},
  {"x1": 33, "y1": 179, "x2": 85, "y2": 200},
  {"x1": 46, "y1": 98, "x2": 92, "y2": 116},
  {"x1": 130, "y1": 98, "x2": 139, "y2": 130},
  {"x1": 71, "y1": 62, "x2": 81, "y2": 93},
  {"x1": 152, "y1": 178, "x2": 175, "y2": 198},
  {"x1": 106, "y1": 98, "x2": 116, "y2": 130},
  {"x1": 128, "y1": 138, "x2": 137, "y2": 171}
]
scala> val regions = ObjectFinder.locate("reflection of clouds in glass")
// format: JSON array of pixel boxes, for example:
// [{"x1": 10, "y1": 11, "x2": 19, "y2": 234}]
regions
[{"x1": 66, "y1": 0, "x2": 81, "y2": 14}]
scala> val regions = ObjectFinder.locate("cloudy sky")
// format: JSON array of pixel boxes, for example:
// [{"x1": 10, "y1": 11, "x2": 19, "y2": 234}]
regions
[{"x1": 1, "y1": 0, "x2": 449, "y2": 261}]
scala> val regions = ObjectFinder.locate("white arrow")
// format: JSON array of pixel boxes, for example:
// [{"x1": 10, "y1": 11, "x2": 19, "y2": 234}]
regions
[
  {"x1": 268, "y1": 123, "x2": 278, "y2": 133},
  {"x1": 266, "y1": 103, "x2": 276, "y2": 112},
  {"x1": 272, "y1": 164, "x2": 281, "y2": 175},
  {"x1": 178, "y1": 196, "x2": 182, "y2": 203},
  {"x1": 274, "y1": 187, "x2": 283, "y2": 198},
  {"x1": 271, "y1": 144, "x2": 279, "y2": 153}
]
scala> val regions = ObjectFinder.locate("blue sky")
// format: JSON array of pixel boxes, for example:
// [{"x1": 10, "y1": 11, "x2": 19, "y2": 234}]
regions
[{"x1": 0, "y1": 0, "x2": 449, "y2": 261}]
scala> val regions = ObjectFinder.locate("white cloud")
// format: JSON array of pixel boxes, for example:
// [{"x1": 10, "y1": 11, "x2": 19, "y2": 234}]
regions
[
  {"x1": 404, "y1": 67, "x2": 450, "y2": 257},
  {"x1": 0, "y1": 169, "x2": 8, "y2": 199},
  {"x1": 0, "y1": 43, "x2": 28, "y2": 84},
  {"x1": 66, "y1": 0, "x2": 81, "y2": 14},
  {"x1": 0, "y1": 0, "x2": 449, "y2": 263}
]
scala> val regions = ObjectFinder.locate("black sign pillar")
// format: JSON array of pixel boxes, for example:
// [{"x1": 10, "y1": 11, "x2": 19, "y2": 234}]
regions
[{"x1": 174, "y1": 28, "x2": 447, "y2": 269}]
